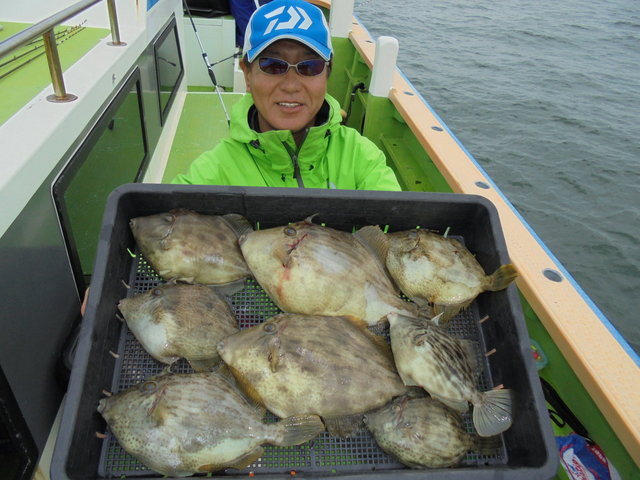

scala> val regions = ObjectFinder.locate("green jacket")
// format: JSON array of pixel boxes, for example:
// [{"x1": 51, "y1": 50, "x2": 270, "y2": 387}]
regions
[{"x1": 171, "y1": 93, "x2": 401, "y2": 190}]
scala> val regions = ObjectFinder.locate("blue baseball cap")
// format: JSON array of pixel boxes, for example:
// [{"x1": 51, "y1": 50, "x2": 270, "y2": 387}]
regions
[{"x1": 243, "y1": 0, "x2": 333, "y2": 62}]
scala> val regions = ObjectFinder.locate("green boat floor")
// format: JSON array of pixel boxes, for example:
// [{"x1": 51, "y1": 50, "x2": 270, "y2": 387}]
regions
[
  {"x1": 162, "y1": 92, "x2": 243, "y2": 183},
  {"x1": 0, "y1": 22, "x2": 110, "y2": 126}
]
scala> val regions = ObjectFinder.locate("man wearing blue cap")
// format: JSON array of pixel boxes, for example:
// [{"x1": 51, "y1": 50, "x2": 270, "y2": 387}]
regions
[{"x1": 173, "y1": 0, "x2": 400, "y2": 190}]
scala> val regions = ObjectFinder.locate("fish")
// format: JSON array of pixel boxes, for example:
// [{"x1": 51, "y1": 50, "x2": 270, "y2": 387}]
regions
[
  {"x1": 97, "y1": 370, "x2": 325, "y2": 477},
  {"x1": 387, "y1": 312, "x2": 513, "y2": 437},
  {"x1": 364, "y1": 394, "x2": 501, "y2": 468},
  {"x1": 385, "y1": 229, "x2": 518, "y2": 323},
  {"x1": 238, "y1": 216, "x2": 416, "y2": 326},
  {"x1": 129, "y1": 209, "x2": 253, "y2": 286},
  {"x1": 117, "y1": 281, "x2": 239, "y2": 371},
  {"x1": 216, "y1": 313, "x2": 409, "y2": 436}
]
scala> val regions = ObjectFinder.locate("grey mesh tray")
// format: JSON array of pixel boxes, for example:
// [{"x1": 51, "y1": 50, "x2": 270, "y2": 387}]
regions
[{"x1": 97, "y1": 251, "x2": 505, "y2": 477}]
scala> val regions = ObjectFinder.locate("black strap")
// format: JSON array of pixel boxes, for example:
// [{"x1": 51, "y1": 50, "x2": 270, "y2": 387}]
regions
[{"x1": 539, "y1": 377, "x2": 593, "y2": 443}]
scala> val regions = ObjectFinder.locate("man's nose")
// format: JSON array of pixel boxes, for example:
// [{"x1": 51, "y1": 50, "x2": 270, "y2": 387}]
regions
[{"x1": 279, "y1": 68, "x2": 303, "y2": 90}]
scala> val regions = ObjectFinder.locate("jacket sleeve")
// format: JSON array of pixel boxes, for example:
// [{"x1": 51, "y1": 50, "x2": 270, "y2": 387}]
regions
[
  {"x1": 170, "y1": 148, "x2": 224, "y2": 185},
  {"x1": 353, "y1": 134, "x2": 402, "y2": 191}
]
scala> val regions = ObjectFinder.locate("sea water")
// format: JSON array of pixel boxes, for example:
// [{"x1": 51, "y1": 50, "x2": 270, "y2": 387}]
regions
[{"x1": 355, "y1": 0, "x2": 640, "y2": 354}]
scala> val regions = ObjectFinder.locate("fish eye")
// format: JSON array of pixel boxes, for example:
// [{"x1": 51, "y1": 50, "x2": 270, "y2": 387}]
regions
[
  {"x1": 408, "y1": 230, "x2": 418, "y2": 239},
  {"x1": 140, "y1": 381, "x2": 157, "y2": 393},
  {"x1": 402, "y1": 421, "x2": 413, "y2": 428},
  {"x1": 263, "y1": 323, "x2": 277, "y2": 334},
  {"x1": 283, "y1": 226, "x2": 297, "y2": 237},
  {"x1": 152, "y1": 288, "x2": 163, "y2": 296},
  {"x1": 163, "y1": 214, "x2": 174, "y2": 223}
]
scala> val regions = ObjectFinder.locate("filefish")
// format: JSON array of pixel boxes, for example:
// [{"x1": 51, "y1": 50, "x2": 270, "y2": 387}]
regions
[
  {"x1": 385, "y1": 229, "x2": 518, "y2": 323},
  {"x1": 118, "y1": 281, "x2": 239, "y2": 371},
  {"x1": 129, "y1": 209, "x2": 253, "y2": 286},
  {"x1": 364, "y1": 395, "x2": 501, "y2": 468},
  {"x1": 97, "y1": 370, "x2": 325, "y2": 477},
  {"x1": 238, "y1": 216, "x2": 417, "y2": 326},
  {"x1": 216, "y1": 313, "x2": 409, "y2": 436},
  {"x1": 387, "y1": 312, "x2": 513, "y2": 437}
]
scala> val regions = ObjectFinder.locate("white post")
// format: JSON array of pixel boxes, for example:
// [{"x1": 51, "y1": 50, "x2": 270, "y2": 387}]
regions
[
  {"x1": 329, "y1": 0, "x2": 354, "y2": 38},
  {"x1": 369, "y1": 36, "x2": 399, "y2": 98}
]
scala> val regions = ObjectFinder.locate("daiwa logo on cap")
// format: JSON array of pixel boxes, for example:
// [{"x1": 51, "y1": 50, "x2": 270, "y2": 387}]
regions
[
  {"x1": 244, "y1": 0, "x2": 333, "y2": 62},
  {"x1": 263, "y1": 6, "x2": 312, "y2": 35}
]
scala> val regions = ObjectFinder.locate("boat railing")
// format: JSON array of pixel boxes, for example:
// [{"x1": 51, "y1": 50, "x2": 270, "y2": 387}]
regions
[{"x1": 0, "y1": 0, "x2": 125, "y2": 103}]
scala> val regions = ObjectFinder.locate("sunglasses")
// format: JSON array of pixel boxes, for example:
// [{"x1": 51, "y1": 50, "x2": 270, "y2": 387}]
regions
[{"x1": 258, "y1": 57, "x2": 329, "y2": 77}]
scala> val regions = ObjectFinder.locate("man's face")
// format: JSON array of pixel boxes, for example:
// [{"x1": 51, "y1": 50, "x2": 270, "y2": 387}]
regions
[{"x1": 241, "y1": 39, "x2": 328, "y2": 136}]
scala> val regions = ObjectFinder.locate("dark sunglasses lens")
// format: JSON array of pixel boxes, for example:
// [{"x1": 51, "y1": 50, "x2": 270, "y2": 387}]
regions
[
  {"x1": 297, "y1": 59, "x2": 326, "y2": 76},
  {"x1": 258, "y1": 58, "x2": 289, "y2": 75}
]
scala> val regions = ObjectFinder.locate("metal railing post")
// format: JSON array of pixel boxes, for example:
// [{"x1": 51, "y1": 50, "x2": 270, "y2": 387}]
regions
[
  {"x1": 43, "y1": 28, "x2": 78, "y2": 102},
  {"x1": 106, "y1": 0, "x2": 126, "y2": 46}
]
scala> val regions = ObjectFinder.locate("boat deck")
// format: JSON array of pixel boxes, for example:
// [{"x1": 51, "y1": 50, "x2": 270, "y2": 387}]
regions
[{"x1": 161, "y1": 91, "x2": 242, "y2": 183}]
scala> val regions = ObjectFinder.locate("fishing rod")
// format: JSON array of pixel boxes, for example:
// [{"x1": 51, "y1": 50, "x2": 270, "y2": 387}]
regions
[
  {"x1": 182, "y1": 0, "x2": 231, "y2": 126},
  {"x1": 0, "y1": 26, "x2": 86, "y2": 81},
  {"x1": 1, "y1": 23, "x2": 86, "y2": 70}
]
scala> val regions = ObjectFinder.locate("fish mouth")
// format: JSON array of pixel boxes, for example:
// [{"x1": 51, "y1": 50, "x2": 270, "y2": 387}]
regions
[
  {"x1": 238, "y1": 232, "x2": 249, "y2": 246},
  {"x1": 97, "y1": 397, "x2": 107, "y2": 414}
]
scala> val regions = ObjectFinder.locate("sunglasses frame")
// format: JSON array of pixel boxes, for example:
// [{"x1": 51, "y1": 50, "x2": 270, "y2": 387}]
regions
[{"x1": 257, "y1": 57, "x2": 329, "y2": 77}]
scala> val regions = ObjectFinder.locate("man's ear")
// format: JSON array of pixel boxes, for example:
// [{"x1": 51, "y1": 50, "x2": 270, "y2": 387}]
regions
[{"x1": 240, "y1": 60, "x2": 251, "y2": 92}]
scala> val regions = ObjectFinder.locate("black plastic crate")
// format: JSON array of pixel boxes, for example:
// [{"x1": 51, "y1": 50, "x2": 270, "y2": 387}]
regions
[{"x1": 51, "y1": 184, "x2": 558, "y2": 479}]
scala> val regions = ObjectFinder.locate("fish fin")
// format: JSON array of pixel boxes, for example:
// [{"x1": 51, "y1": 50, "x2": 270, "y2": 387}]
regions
[
  {"x1": 398, "y1": 370, "x2": 418, "y2": 387},
  {"x1": 431, "y1": 305, "x2": 460, "y2": 325},
  {"x1": 226, "y1": 364, "x2": 267, "y2": 408},
  {"x1": 147, "y1": 385, "x2": 170, "y2": 425},
  {"x1": 221, "y1": 213, "x2": 254, "y2": 239},
  {"x1": 416, "y1": 302, "x2": 435, "y2": 319},
  {"x1": 342, "y1": 319, "x2": 393, "y2": 362},
  {"x1": 195, "y1": 462, "x2": 225, "y2": 474},
  {"x1": 303, "y1": 213, "x2": 320, "y2": 224},
  {"x1": 208, "y1": 278, "x2": 247, "y2": 296},
  {"x1": 179, "y1": 276, "x2": 196, "y2": 284},
  {"x1": 187, "y1": 357, "x2": 219, "y2": 372},
  {"x1": 323, "y1": 414, "x2": 364, "y2": 438},
  {"x1": 158, "y1": 269, "x2": 172, "y2": 278},
  {"x1": 215, "y1": 363, "x2": 236, "y2": 383},
  {"x1": 272, "y1": 415, "x2": 325, "y2": 446},
  {"x1": 470, "y1": 433, "x2": 503, "y2": 455},
  {"x1": 459, "y1": 339, "x2": 479, "y2": 373},
  {"x1": 485, "y1": 264, "x2": 518, "y2": 291},
  {"x1": 431, "y1": 393, "x2": 469, "y2": 413},
  {"x1": 353, "y1": 225, "x2": 389, "y2": 264},
  {"x1": 206, "y1": 446, "x2": 264, "y2": 471},
  {"x1": 216, "y1": 364, "x2": 267, "y2": 417},
  {"x1": 267, "y1": 337, "x2": 281, "y2": 373},
  {"x1": 473, "y1": 388, "x2": 513, "y2": 437}
]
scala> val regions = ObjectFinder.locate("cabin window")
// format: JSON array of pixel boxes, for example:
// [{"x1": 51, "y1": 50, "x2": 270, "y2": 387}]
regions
[
  {"x1": 52, "y1": 68, "x2": 148, "y2": 292},
  {"x1": 154, "y1": 17, "x2": 184, "y2": 125}
]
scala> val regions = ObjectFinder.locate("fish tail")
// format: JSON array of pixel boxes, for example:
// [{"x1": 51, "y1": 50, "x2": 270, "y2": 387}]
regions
[
  {"x1": 486, "y1": 264, "x2": 518, "y2": 291},
  {"x1": 273, "y1": 414, "x2": 325, "y2": 447},
  {"x1": 472, "y1": 388, "x2": 513, "y2": 437}
]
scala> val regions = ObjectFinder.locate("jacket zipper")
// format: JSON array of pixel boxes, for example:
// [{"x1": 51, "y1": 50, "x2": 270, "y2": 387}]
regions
[{"x1": 282, "y1": 134, "x2": 307, "y2": 188}]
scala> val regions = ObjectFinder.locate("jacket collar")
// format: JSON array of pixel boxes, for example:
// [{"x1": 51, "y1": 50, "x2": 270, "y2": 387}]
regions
[{"x1": 228, "y1": 93, "x2": 341, "y2": 174}]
